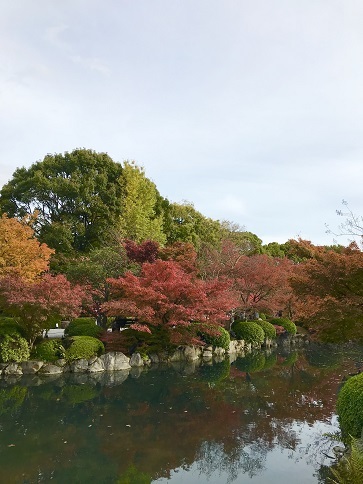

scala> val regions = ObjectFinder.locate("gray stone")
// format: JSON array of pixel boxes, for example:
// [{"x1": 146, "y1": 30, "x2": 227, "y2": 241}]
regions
[
  {"x1": 70, "y1": 359, "x2": 88, "y2": 373},
  {"x1": 55, "y1": 359, "x2": 68, "y2": 367},
  {"x1": 130, "y1": 353, "x2": 144, "y2": 367},
  {"x1": 169, "y1": 348, "x2": 184, "y2": 362},
  {"x1": 100, "y1": 352, "x2": 131, "y2": 371},
  {"x1": 0, "y1": 363, "x2": 8, "y2": 375},
  {"x1": 149, "y1": 353, "x2": 160, "y2": 364},
  {"x1": 87, "y1": 357, "x2": 105, "y2": 373},
  {"x1": 4, "y1": 363, "x2": 23, "y2": 375},
  {"x1": 183, "y1": 346, "x2": 202, "y2": 361},
  {"x1": 21, "y1": 360, "x2": 44, "y2": 374},
  {"x1": 39, "y1": 363, "x2": 63, "y2": 375}
]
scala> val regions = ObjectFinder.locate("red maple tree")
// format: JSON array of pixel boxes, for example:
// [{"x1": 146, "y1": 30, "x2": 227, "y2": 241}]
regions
[
  {"x1": 103, "y1": 259, "x2": 237, "y2": 344},
  {"x1": 0, "y1": 274, "x2": 90, "y2": 347}
]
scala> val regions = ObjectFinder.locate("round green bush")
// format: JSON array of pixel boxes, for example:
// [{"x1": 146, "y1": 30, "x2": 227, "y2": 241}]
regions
[
  {"x1": 32, "y1": 339, "x2": 66, "y2": 362},
  {"x1": 232, "y1": 321, "x2": 265, "y2": 346},
  {"x1": 256, "y1": 320, "x2": 277, "y2": 340},
  {"x1": 0, "y1": 333, "x2": 30, "y2": 363},
  {"x1": 65, "y1": 336, "x2": 105, "y2": 361},
  {"x1": 337, "y1": 373, "x2": 363, "y2": 439},
  {"x1": 269, "y1": 318, "x2": 297, "y2": 335},
  {"x1": 198, "y1": 324, "x2": 230, "y2": 350},
  {"x1": 65, "y1": 318, "x2": 103, "y2": 338}
]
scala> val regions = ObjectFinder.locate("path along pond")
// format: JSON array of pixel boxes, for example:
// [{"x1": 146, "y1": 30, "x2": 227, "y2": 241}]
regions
[{"x1": 1, "y1": 343, "x2": 363, "y2": 484}]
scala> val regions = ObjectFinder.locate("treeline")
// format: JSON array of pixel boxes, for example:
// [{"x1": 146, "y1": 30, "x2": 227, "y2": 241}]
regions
[{"x1": 0, "y1": 148, "x2": 362, "y2": 347}]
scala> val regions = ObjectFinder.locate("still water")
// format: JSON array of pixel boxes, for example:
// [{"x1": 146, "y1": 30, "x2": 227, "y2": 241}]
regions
[{"x1": 0, "y1": 344, "x2": 362, "y2": 484}]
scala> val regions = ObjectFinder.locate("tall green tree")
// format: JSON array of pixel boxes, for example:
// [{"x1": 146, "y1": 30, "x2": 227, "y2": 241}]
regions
[
  {"x1": 0, "y1": 149, "x2": 125, "y2": 254},
  {"x1": 119, "y1": 161, "x2": 166, "y2": 244}
]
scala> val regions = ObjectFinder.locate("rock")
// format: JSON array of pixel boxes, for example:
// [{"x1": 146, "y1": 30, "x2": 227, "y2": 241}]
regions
[
  {"x1": 183, "y1": 346, "x2": 202, "y2": 362},
  {"x1": 227, "y1": 340, "x2": 245, "y2": 355},
  {"x1": 0, "y1": 363, "x2": 8, "y2": 375},
  {"x1": 103, "y1": 369, "x2": 130, "y2": 386},
  {"x1": 100, "y1": 352, "x2": 131, "y2": 371},
  {"x1": 21, "y1": 360, "x2": 44, "y2": 374},
  {"x1": 70, "y1": 359, "x2": 88, "y2": 373},
  {"x1": 202, "y1": 350, "x2": 213, "y2": 358},
  {"x1": 205, "y1": 346, "x2": 213, "y2": 352},
  {"x1": 55, "y1": 359, "x2": 68, "y2": 367},
  {"x1": 149, "y1": 353, "x2": 160, "y2": 364},
  {"x1": 3, "y1": 363, "x2": 23, "y2": 375},
  {"x1": 87, "y1": 357, "x2": 105, "y2": 373},
  {"x1": 213, "y1": 347, "x2": 225, "y2": 356},
  {"x1": 130, "y1": 353, "x2": 144, "y2": 367},
  {"x1": 169, "y1": 348, "x2": 184, "y2": 362},
  {"x1": 39, "y1": 363, "x2": 63, "y2": 375}
]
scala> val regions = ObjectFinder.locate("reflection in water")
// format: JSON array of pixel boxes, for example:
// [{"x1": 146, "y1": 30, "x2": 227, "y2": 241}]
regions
[{"x1": 0, "y1": 344, "x2": 362, "y2": 483}]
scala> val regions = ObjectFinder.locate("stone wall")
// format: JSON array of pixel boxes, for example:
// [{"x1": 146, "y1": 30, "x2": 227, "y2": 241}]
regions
[{"x1": 0, "y1": 334, "x2": 309, "y2": 378}]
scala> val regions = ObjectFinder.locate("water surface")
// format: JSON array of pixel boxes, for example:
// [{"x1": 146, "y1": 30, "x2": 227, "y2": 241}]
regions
[{"x1": 0, "y1": 344, "x2": 362, "y2": 483}]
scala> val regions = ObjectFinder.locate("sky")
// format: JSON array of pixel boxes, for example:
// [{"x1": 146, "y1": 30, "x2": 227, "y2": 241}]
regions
[{"x1": 1, "y1": 0, "x2": 363, "y2": 245}]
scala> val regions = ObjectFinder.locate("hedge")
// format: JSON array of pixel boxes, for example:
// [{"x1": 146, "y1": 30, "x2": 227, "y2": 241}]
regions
[
  {"x1": 256, "y1": 320, "x2": 277, "y2": 340},
  {"x1": 65, "y1": 336, "x2": 105, "y2": 361},
  {"x1": 269, "y1": 318, "x2": 297, "y2": 335},
  {"x1": 337, "y1": 372, "x2": 363, "y2": 439},
  {"x1": 232, "y1": 321, "x2": 265, "y2": 346}
]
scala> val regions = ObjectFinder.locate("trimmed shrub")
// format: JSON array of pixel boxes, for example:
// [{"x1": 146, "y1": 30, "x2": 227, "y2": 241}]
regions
[
  {"x1": 65, "y1": 318, "x2": 103, "y2": 338},
  {"x1": 198, "y1": 324, "x2": 230, "y2": 350},
  {"x1": 269, "y1": 318, "x2": 297, "y2": 335},
  {"x1": 232, "y1": 321, "x2": 265, "y2": 346},
  {"x1": 256, "y1": 320, "x2": 276, "y2": 340},
  {"x1": 0, "y1": 333, "x2": 30, "y2": 363},
  {"x1": 32, "y1": 339, "x2": 66, "y2": 362},
  {"x1": 337, "y1": 372, "x2": 363, "y2": 439},
  {"x1": 65, "y1": 336, "x2": 105, "y2": 361}
]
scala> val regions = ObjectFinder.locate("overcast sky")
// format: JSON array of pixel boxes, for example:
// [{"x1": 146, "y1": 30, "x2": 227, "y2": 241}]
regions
[{"x1": 1, "y1": 0, "x2": 362, "y2": 245}]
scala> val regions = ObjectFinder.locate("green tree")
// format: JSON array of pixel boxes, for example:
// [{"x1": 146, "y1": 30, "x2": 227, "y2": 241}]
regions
[
  {"x1": 119, "y1": 161, "x2": 166, "y2": 244},
  {"x1": 0, "y1": 149, "x2": 125, "y2": 254},
  {"x1": 164, "y1": 202, "x2": 223, "y2": 249}
]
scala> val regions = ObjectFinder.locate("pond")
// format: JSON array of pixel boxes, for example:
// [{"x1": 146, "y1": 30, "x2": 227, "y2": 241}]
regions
[{"x1": 0, "y1": 344, "x2": 362, "y2": 483}]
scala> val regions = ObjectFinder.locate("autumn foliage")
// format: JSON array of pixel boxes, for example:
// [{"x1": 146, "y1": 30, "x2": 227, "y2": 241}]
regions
[
  {"x1": 0, "y1": 274, "x2": 90, "y2": 346},
  {"x1": 291, "y1": 242, "x2": 363, "y2": 341},
  {"x1": 0, "y1": 214, "x2": 53, "y2": 281},
  {"x1": 103, "y1": 259, "x2": 238, "y2": 345}
]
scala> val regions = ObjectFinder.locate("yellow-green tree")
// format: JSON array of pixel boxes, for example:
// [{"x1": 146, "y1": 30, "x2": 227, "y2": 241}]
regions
[
  {"x1": 119, "y1": 161, "x2": 166, "y2": 245},
  {"x1": 0, "y1": 214, "x2": 53, "y2": 281}
]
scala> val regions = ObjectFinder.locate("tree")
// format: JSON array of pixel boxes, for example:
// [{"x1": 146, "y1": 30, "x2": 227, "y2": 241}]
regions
[
  {"x1": 119, "y1": 161, "x2": 166, "y2": 244},
  {"x1": 0, "y1": 149, "x2": 125, "y2": 254},
  {"x1": 0, "y1": 274, "x2": 89, "y2": 347},
  {"x1": 0, "y1": 213, "x2": 53, "y2": 281},
  {"x1": 103, "y1": 260, "x2": 237, "y2": 345},
  {"x1": 64, "y1": 247, "x2": 129, "y2": 326},
  {"x1": 123, "y1": 239, "x2": 160, "y2": 264},
  {"x1": 326, "y1": 199, "x2": 363, "y2": 247},
  {"x1": 291, "y1": 242, "x2": 363, "y2": 342},
  {"x1": 164, "y1": 202, "x2": 223, "y2": 250},
  {"x1": 231, "y1": 254, "x2": 293, "y2": 317}
]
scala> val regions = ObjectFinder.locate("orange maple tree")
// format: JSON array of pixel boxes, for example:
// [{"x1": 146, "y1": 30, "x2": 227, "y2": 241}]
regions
[{"x1": 0, "y1": 213, "x2": 53, "y2": 281}]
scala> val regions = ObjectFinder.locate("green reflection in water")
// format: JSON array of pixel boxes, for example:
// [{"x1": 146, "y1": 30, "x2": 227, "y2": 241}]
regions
[{"x1": 0, "y1": 345, "x2": 362, "y2": 483}]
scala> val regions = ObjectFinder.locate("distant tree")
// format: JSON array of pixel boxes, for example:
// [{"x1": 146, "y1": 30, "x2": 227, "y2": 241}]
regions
[
  {"x1": 0, "y1": 149, "x2": 125, "y2": 254},
  {"x1": 0, "y1": 274, "x2": 89, "y2": 347},
  {"x1": 0, "y1": 213, "x2": 53, "y2": 281},
  {"x1": 119, "y1": 161, "x2": 166, "y2": 244},
  {"x1": 326, "y1": 199, "x2": 363, "y2": 247},
  {"x1": 103, "y1": 260, "x2": 237, "y2": 345}
]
